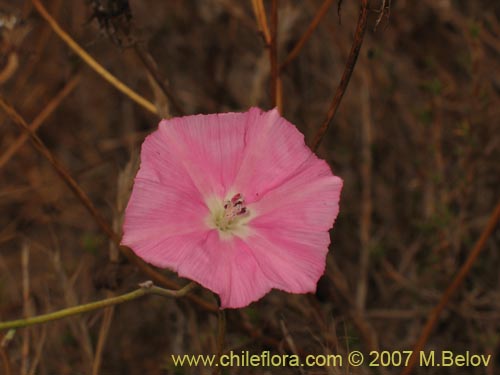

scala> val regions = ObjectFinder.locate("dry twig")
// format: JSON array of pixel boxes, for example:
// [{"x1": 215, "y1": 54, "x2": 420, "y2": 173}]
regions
[
  {"x1": 91, "y1": 295, "x2": 115, "y2": 375},
  {"x1": 374, "y1": 0, "x2": 391, "y2": 30},
  {"x1": 311, "y1": 0, "x2": 369, "y2": 152},
  {"x1": 356, "y1": 65, "x2": 373, "y2": 311},
  {"x1": 269, "y1": 0, "x2": 279, "y2": 109},
  {"x1": 401, "y1": 200, "x2": 500, "y2": 375},
  {"x1": 280, "y1": 0, "x2": 334, "y2": 71},
  {"x1": 31, "y1": 0, "x2": 157, "y2": 115},
  {"x1": 133, "y1": 45, "x2": 185, "y2": 116},
  {"x1": 0, "y1": 75, "x2": 80, "y2": 170},
  {"x1": 21, "y1": 243, "x2": 33, "y2": 375},
  {"x1": 0, "y1": 98, "x2": 217, "y2": 312},
  {"x1": 251, "y1": 0, "x2": 271, "y2": 45}
]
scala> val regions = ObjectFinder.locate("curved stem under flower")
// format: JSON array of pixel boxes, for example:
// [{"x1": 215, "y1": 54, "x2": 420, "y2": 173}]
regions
[{"x1": 0, "y1": 282, "x2": 196, "y2": 331}]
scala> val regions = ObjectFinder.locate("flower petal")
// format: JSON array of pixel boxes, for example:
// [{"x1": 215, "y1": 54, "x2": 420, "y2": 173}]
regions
[
  {"x1": 232, "y1": 108, "x2": 312, "y2": 203},
  {"x1": 157, "y1": 111, "x2": 251, "y2": 199},
  {"x1": 122, "y1": 108, "x2": 344, "y2": 309},
  {"x1": 249, "y1": 155, "x2": 343, "y2": 232},
  {"x1": 241, "y1": 228, "x2": 331, "y2": 294},
  {"x1": 176, "y1": 231, "x2": 272, "y2": 309},
  {"x1": 136, "y1": 127, "x2": 199, "y2": 194},
  {"x1": 122, "y1": 178, "x2": 208, "y2": 239}
]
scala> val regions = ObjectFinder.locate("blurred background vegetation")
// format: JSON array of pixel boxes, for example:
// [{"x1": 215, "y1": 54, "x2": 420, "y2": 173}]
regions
[{"x1": 0, "y1": 0, "x2": 499, "y2": 374}]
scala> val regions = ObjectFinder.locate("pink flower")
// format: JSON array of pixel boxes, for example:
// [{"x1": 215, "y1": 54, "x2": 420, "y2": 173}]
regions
[{"x1": 122, "y1": 108, "x2": 342, "y2": 308}]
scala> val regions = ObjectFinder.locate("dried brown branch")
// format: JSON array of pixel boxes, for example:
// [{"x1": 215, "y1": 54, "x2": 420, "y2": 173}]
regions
[
  {"x1": 50, "y1": 239, "x2": 94, "y2": 368},
  {"x1": 0, "y1": 330, "x2": 14, "y2": 375},
  {"x1": 211, "y1": 308, "x2": 226, "y2": 375},
  {"x1": 327, "y1": 259, "x2": 380, "y2": 353},
  {"x1": 13, "y1": 0, "x2": 63, "y2": 96},
  {"x1": 27, "y1": 326, "x2": 46, "y2": 375},
  {"x1": 401, "y1": 199, "x2": 500, "y2": 375},
  {"x1": 311, "y1": 0, "x2": 369, "y2": 152},
  {"x1": 92, "y1": 295, "x2": 115, "y2": 375},
  {"x1": 0, "y1": 346, "x2": 11, "y2": 375},
  {"x1": 31, "y1": 0, "x2": 157, "y2": 115},
  {"x1": 133, "y1": 45, "x2": 185, "y2": 117},
  {"x1": 276, "y1": 76, "x2": 283, "y2": 113},
  {"x1": 21, "y1": 243, "x2": 34, "y2": 375},
  {"x1": 374, "y1": 0, "x2": 391, "y2": 30},
  {"x1": 280, "y1": 0, "x2": 334, "y2": 71},
  {"x1": 356, "y1": 65, "x2": 373, "y2": 311},
  {"x1": 251, "y1": 0, "x2": 271, "y2": 45},
  {"x1": 0, "y1": 75, "x2": 80, "y2": 170},
  {"x1": 0, "y1": 53, "x2": 19, "y2": 85},
  {"x1": 0, "y1": 98, "x2": 217, "y2": 313},
  {"x1": 270, "y1": 0, "x2": 279, "y2": 109}
]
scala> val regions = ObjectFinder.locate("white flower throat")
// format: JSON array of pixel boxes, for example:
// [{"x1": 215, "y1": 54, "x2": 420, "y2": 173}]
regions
[
  {"x1": 206, "y1": 192, "x2": 253, "y2": 239},
  {"x1": 214, "y1": 193, "x2": 249, "y2": 231}
]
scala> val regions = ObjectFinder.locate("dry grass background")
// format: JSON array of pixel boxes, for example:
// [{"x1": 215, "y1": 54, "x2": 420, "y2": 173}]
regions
[{"x1": 0, "y1": 0, "x2": 499, "y2": 374}]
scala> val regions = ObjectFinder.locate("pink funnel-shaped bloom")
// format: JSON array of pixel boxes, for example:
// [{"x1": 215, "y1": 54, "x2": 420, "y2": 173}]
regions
[{"x1": 122, "y1": 108, "x2": 342, "y2": 308}]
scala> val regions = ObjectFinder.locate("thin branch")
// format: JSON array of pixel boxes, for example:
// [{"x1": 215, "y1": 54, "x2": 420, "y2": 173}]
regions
[
  {"x1": 0, "y1": 97, "x2": 119, "y2": 246},
  {"x1": 280, "y1": 0, "x2": 334, "y2": 71},
  {"x1": 401, "y1": 199, "x2": 500, "y2": 375},
  {"x1": 0, "y1": 98, "x2": 217, "y2": 312},
  {"x1": 27, "y1": 326, "x2": 46, "y2": 375},
  {"x1": 251, "y1": 0, "x2": 271, "y2": 45},
  {"x1": 0, "y1": 329, "x2": 15, "y2": 375},
  {"x1": 133, "y1": 45, "x2": 185, "y2": 116},
  {"x1": 374, "y1": 0, "x2": 391, "y2": 30},
  {"x1": 356, "y1": 65, "x2": 372, "y2": 311},
  {"x1": 0, "y1": 318, "x2": 16, "y2": 375},
  {"x1": 311, "y1": 0, "x2": 369, "y2": 152},
  {"x1": 0, "y1": 53, "x2": 18, "y2": 85},
  {"x1": 13, "y1": 0, "x2": 63, "y2": 97},
  {"x1": 0, "y1": 346, "x2": 10, "y2": 375},
  {"x1": 276, "y1": 76, "x2": 283, "y2": 113},
  {"x1": 212, "y1": 307, "x2": 226, "y2": 375},
  {"x1": 92, "y1": 299, "x2": 114, "y2": 375},
  {"x1": 0, "y1": 75, "x2": 80, "y2": 170},
  {"x1": 0, "y1": 282, "x2": 196, "y2": 331},
  {"x1": 31, "y1": 0, "x2": 157, "y2": 115},
  {"x1": 270, "y1": 0, "x2": 279, "y2": 109},
  {"x1": 21, "y1": 243, "x2": 32, "y2": 375}
]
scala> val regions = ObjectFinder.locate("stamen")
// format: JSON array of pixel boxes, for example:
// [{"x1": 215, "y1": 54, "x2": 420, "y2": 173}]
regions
[{"x1": 215, "y1": 193, "x2": 249, "y2": 231}]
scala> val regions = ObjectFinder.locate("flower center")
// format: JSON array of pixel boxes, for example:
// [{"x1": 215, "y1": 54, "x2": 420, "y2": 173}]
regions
[{"x1": 214, "y1": 193, "x2": 249, "y2": 232}]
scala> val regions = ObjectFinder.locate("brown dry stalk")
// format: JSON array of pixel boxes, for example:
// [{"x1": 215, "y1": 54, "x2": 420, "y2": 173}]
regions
[
  {"x1": 311, "y1": 0, "x2": 369, "y2": 152},
  {"x1": 356, "y1": 65, "x2": 373, "y2": 311},
  {"x1": 211, "y1": 309, "x2": 226, "y2": 375},
  {"x1": 0, "y1": 98, "x2": 217, "y2": 312},
  {"x1": 401, "y1": 199, "x2": 500, "y2": 375},
  {"x1": 0, "y1": 75, "x2": 80, "y2": 169},
  {"x1": 0, "y1": 53, "x2": 18, "y2": 84},
  {"x1": 13, "y1": 0, "x2": 63, "y2": 96},
  {"x1": 92, "y1": 296, "x2": 115, "y2": 375},
  {"x1": 21, "y1": 243, "x2": 31, "y2": 375},
  {"x1": 251, "y1": 0, "x2": 271, "y2": 45},
  {"x1": 276, "y1": 76, "x2": 283, "y2": 114},
  {"x1": 374, "y1": 0, "x2": 391, "y2": 30},
  {"x1": 27, "y1": 326, "x2": 46, "y2": 375},
  {"x1": 133, "y1": 45, "x2": 185, "y2": 116},
  {"x1": 0, "y1": 346, "x2": 11, "y2": 375},
  {"x1": 31, "y1": 0, "x2": 157, "y2": 115},
  {"x1": 280, "y1": 0, "x2": 334, "y2": 71},
  {"x1": 270, "y1": 0, "x2": 279, "y2": 109}
]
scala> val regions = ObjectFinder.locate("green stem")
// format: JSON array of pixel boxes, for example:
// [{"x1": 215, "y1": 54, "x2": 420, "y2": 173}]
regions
[{"x1": 0, "y1": 281, "x2": 196, "y2": 331}]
